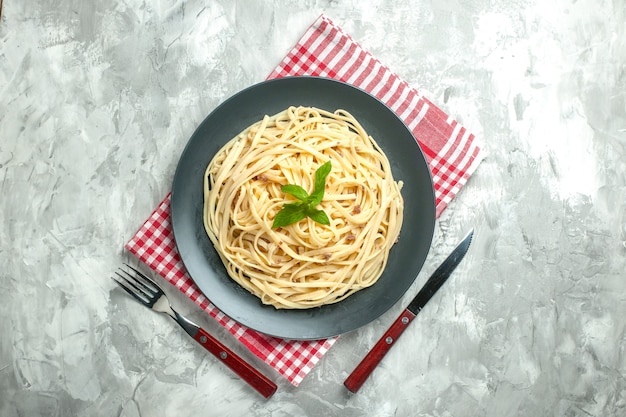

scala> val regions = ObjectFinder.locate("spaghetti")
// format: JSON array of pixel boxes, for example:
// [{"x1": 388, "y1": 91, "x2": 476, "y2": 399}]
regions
[{"x1": 203, "y1": 106, "x2": 404, "y2": 309}]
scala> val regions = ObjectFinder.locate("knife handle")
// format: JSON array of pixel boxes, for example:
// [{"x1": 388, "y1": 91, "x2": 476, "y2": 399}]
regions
[
  {"x1": 344, "y1": 309, "x2": 417, "y2": 393},
  {"x1": 193, "y1": 328, "x2": 277, "y2": 398}
]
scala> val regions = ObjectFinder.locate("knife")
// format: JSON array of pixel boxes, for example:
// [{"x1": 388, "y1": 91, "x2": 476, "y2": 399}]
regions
[{"x1": 343, "y1": 228, "x2": 474, "y2": 393}]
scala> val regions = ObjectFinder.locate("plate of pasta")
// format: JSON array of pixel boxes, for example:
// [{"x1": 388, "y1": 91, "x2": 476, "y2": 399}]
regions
[{"x1": 171, "y1": 76, "x2": 435, "y2": 340}]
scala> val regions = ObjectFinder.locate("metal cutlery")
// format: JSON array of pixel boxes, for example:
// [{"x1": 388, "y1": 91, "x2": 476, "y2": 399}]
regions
[
  {"x1": 344, "y1": 229, "x2": 474, "y2": 393},
  {"x1": 111, "y1": 264, "x2": 277, "y2": 398}
]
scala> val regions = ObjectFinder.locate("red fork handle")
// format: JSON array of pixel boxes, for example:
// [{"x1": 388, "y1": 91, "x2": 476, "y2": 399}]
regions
[
  {"x1": 344, "y1": 309, "x2": 417, "y2": 393},
  {"x1": 193, "y1": 328, "x2": 277, "y2": 398}
]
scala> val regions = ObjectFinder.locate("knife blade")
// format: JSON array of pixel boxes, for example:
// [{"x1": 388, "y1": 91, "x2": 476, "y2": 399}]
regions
[{"x1": 344, "y1": 228, "x2": 474, "y2": 393}]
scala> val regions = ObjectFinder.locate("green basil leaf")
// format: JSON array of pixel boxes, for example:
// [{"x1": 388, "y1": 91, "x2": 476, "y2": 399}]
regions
[
  {"x1": 308, "y1": 160, "x2": 332, "y2": 206},
  {"x1": 273, "y1": 161, "x2": 332, "y2": 228},
  {"x1": 306, "y1": 207, "x2": 330, "y2": 225},
  {"x1": 280, "y1": 184, "x2": 310, "y2": 201},
  {"x1": 272, "y1": 203, "x2": 307, "y2": 228}
]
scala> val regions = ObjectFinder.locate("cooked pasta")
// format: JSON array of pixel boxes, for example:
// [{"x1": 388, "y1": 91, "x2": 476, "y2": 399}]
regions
[{"x1": 203, "y1": 106, "x2": 404, "y2": 309}]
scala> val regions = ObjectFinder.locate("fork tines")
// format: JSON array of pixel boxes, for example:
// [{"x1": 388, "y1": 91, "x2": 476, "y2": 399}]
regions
[{"x1": 112, "y1": 264, "x2": 161, "y2": 306}]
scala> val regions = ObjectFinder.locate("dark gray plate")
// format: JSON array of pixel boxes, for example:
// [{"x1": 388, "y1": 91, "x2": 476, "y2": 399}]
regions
[{"x1": 170, "y1": 76, "x2": 435, "y2": 340}]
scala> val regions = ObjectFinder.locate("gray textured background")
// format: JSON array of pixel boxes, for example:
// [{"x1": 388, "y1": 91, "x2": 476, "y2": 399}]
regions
[{"x1": 1, "y1": 0, "x2": 625, "y2": 416}]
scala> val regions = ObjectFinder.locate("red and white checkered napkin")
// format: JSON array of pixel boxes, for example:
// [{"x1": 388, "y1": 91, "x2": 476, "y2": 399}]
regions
[{"x1": 125, "y1": 14, "x2": 482, "y2": 386}]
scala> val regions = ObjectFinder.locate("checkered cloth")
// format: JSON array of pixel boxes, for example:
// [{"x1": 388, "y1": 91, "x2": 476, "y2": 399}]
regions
[{"x1": 126, "y1": 14, "x2": 482, "y2": 386}]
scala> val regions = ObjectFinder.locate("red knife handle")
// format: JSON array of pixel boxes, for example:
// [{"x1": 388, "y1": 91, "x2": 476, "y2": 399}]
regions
[
  {"x1": 193, "y1": 328, "x2": 277, "y2": 398},
  {"x1": 344, "y1": 309, "x2": 417, "y2": 393}
]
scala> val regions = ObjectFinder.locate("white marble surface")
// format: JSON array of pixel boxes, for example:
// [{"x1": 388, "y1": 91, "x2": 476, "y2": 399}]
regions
[{"x1": 1, "y1": 0, "x2": 625, "y2": 416}]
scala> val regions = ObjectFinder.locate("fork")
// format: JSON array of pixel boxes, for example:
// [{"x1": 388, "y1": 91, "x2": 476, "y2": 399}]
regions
[{"x1": 112, "y1": 264, "x2": 277, "y2": 398}]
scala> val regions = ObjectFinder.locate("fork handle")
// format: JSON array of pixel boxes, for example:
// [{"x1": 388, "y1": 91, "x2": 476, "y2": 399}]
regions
[{"x1": 192, "y1": 328, "x2": 277, "y2": 398}]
